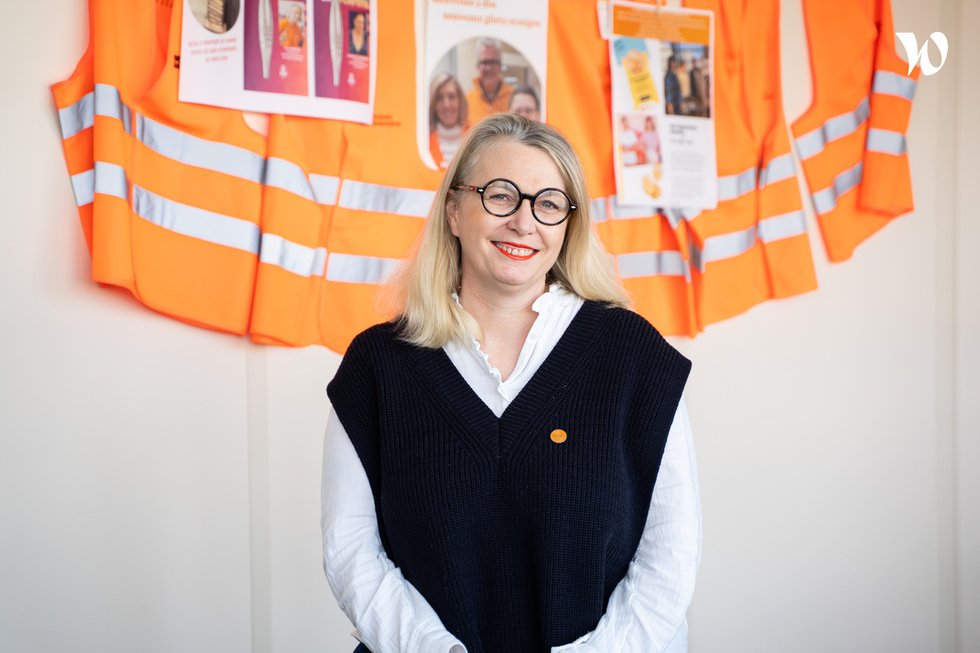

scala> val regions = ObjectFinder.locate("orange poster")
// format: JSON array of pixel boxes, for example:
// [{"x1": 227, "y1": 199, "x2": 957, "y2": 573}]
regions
[{"x1": 609, "y1": 1, "x2": 716, "y2": 209}]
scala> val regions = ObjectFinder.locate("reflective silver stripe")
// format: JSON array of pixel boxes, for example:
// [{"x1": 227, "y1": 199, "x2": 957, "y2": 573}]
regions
[
  {"x1": 717, "y1": 166, "x2": 757, "y2": 202},
  {"x1": 759, "y1": 153, "x2": 796, "y2": 187},
  {"x1": 94, "y1": 83, "x2": 132, "y2": 134},
  {"x1": 665, "y1": 207, "x2": 701, "y2": 229},
  {"x1": 795, "y1": 97, "x2": 870, "y2": 160},
  {"x1": 136, "y1": 114, "x2": 266, "y2": 183},
  {"x1": 872, "y1": 70, "x2": 917, "y2": 101},
  {"x1": 700, "y1": 225, "x2": 758, "y2": 265},
  {"x1": 265, "y1": 157, "x2": 314, "y2": 201},
  {"x1": 865, "y1": 128, "x2": 907, "y2": 155},
  {"x1": 688, "y1": 240, "x2": 703, "y2": 272},
  {"x1": 811, "y1": 162, "x2": 863, "y2": 215},
  {"x1": 681, "y1": 211, "x2": 808, "y2": 273},
  {"x1": 326, "y1": 253, "x2": 401, "y2": 284},
  {"x1": 610, "y1": 196, "x2": 658, "y2": 219},
  {"x1": 259, "y1": 234, "x2": 327, "y2": 277},
  {"x1": 337, "y1": 180, "x2": 434, "y2": 218},
  {"x1": 617, "y1": 250, "x2": 687, "y2": 279},
  {"x1": 758, "y1": 210, "x2": 807, "y2": 243},
  {"x1": 59, "y1": 84, "x2": 137, "y2": 140},
  {"x1": 70, "y1": 162, "x2": 132, "y2": 207},
  {"x1": 132, "y1": 185, "x2": 260, "y2": 253},
  {"x1": 94, "y1": 161, "x2": 129, "y2": 200},
  {"x1": 70, "y1": 169, "x2": 94, "y2": 206},
  {"x1": 58, "y1": 91, "x2": 94, "y2": 140},
  {"x1": 589, "y1": 196, "x2": 609, "y2": 222},
  {"x1": 310, "y1": 174, "x2": 341, "y2": 206}
]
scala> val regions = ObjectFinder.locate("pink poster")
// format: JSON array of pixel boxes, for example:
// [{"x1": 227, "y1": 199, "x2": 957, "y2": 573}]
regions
[
  {"x1": 244, "y1": 0, "x2": 309, "y2": 96},
  {"x1": 179, "y1": 0, "x2": 376, "y2": 121},
  {"x1": 313, "y1": 0, "x2": 370, "y2": 102}
]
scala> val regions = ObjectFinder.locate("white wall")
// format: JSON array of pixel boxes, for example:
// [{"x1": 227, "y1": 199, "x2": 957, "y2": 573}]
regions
[{"x1": 0, "y1": 0, "x2": 976, "y2": 652}]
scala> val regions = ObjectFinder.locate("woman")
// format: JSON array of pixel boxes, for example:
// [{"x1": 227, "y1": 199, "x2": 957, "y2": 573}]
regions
[
  {"x1": 349, "y1": 12, "x2": 368, "y2": 55},
  {"x1": 619, "y1": 115, "x2": 646, "y2": 165},
  {"x1": 642, "y1": 115, "x2": 662, "y2": 164},
  {"x1": 322, "y1": 114, "x2": 700, "y2": 652},
  {"x1": 508, "y1": 85, "x2": 541, "y2": 121},
  {"x1": 429, "y1": 72, "x2": 468, "y2": 169}
]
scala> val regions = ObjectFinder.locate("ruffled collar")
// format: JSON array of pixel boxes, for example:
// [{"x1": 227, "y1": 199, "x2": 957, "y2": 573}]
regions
[{"x1": 451, "y1": 283, "x2": 571, "y2": 384}]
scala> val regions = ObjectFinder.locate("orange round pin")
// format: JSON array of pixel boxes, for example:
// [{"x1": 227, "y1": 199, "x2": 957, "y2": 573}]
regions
[{"x1": 550, "y1": 429, "x2": 567, "y2": 444}]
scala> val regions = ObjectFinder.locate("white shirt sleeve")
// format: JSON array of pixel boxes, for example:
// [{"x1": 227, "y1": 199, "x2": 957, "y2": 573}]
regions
[
  {"x1": 551, "y1": 397, "x2": 701, "y2": 653},
  {"x1": 321, "y1": 408, "x2": 468, "y2": 653}
]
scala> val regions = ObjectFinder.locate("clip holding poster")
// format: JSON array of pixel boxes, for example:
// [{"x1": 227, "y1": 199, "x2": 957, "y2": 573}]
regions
[
  {"x1": 609, "y1": 0, "x2": 717, "y2": 209},
  {"x1": 179, "y1": 0, "x2": 377, "y2": 123}
]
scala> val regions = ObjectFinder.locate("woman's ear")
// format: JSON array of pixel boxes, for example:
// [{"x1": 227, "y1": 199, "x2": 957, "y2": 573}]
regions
[{"x1": 446, "y1": 194, "x2": 461, "y2": 238}]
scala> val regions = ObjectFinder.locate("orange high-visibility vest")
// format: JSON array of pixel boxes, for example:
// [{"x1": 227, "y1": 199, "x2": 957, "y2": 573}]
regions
[
  {"x1": 320, "y1": 0, "x2": 444, "y2": 352},
  {"x1": 680, "y1": 0, "x2": 818, "y2": 328},
  {"x1": 792, "y1": 0, "x2": 919, "y2": 262},
  {"x1": 547, "y1": 0, "x2": 696, "y2": 336},
  {"x1": 552, "y1": 0, "x2": 817, "y2": 336},
  {"x1": 52, "y1": 0, "x2": 171, "y2": 293},
  {"x1": 254, "y1": 0, "x2": 442, "y2": 352},
  {"x1": 466, "y1": 78, "x2": 515, "y2": 125},
  {"x1": 248, "y1": 114, "x2": 343, "y2": 347},
  {"x1": 53, "y1": 0, "x2": 829, "y2": 348},
  {"x1": 53, "y1": 0, "x2": 267, "y2": 334}
]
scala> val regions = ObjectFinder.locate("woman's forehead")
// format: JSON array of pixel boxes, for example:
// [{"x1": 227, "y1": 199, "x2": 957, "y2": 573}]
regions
[{"x1": 468, "y1": 140, "x2": 565, "y2": 189}]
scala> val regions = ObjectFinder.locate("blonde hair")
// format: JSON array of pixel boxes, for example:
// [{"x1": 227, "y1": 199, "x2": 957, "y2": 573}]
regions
[
  {"x1": 382, "y1": 113, "x2": 629, "y2": 348},
  {"x1": 428, "y1": 72, "x2": 468, "y2": 131}
]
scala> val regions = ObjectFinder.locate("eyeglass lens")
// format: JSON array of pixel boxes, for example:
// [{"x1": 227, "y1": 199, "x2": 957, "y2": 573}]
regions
[{"x1": 482, "y1": 179, "x2": 570, "y2": 224}]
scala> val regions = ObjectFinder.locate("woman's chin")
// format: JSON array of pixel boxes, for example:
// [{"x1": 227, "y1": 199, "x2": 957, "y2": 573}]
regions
[{"x1": 487, "y1": 267, "x2": 546, "y2": 292}]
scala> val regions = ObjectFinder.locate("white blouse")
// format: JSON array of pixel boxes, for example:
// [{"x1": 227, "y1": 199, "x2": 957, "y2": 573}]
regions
[{"x1": 321, "y1": 285, "x2": 701, "y2": 652}]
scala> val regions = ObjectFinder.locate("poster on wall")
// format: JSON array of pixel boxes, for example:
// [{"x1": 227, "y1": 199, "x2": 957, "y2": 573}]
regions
[
  {"x1": 418, "y1": 0, "x2": 548, "y2": 170},
  {"x1": 608, "y1": 1, "x2": 716, "y2": 209},
  {"x1": 178, "y1": 0, "x2": 376, "y2": 123}
]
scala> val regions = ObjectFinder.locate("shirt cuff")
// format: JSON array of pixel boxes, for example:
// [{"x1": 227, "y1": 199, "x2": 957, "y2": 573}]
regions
[{"x1": 416, "y1": 627, "x2": 468, "y2": 653}]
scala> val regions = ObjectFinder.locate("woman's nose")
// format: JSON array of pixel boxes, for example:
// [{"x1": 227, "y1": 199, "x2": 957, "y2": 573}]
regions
[{"x1": 506, "y1": 198, "x2": 536, "y2": 235}]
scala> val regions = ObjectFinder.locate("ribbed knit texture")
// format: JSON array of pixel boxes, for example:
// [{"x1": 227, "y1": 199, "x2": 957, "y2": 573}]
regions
[{"x1": 327, "y1": 301, "x2": 691, "y2": 653}]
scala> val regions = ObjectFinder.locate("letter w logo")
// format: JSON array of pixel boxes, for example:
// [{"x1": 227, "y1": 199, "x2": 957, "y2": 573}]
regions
[{"x1": 895, "y1": 32, "x2": 949, "y2": 76}]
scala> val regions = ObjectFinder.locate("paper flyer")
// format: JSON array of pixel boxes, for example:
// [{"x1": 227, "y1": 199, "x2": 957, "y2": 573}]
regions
[
  {"x1": 609, "y1": 1, "x2": 716, "y2": 209},
  {"x1": 178, "y1": 0, "x2": 376, "y2": 123},
  {"x1": 418, "y1": 0, "x2": 548, "y2": 170}
]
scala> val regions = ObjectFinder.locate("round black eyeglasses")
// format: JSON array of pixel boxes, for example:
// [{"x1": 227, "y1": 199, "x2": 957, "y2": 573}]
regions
[{"x1": 453, "y1": 178, "x2": 576, "y2": 226}]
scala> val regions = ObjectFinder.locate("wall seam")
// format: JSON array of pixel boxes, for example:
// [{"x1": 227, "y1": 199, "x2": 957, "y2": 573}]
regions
[
  {"x1": 247, "y1": 346, "x2": 273, "y2": 653},
  {"x1": 935, "y1": 0, "x2": 960, "y2": 650}
]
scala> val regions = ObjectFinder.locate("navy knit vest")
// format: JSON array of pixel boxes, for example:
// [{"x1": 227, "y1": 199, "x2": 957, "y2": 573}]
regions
[{"x1": 327, "y1": 301, "x2": 691, "y2": 653}]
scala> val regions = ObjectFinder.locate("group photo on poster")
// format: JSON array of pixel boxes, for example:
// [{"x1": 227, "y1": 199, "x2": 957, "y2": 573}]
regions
[
  {"x1": 419, "y1": 0, "x2": 548, "y2": 169},
  {"x1": 426, "y1": 36, "x2": 542, "y2": 169},
  {"x1": 663, "y1": 42, "x2": 711, "y2": 118}
]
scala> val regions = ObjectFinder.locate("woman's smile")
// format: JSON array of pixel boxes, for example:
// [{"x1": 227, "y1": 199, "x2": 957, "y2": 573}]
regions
[{"x1": 492, "y1": 241, "x2": 538, "y2": 260}]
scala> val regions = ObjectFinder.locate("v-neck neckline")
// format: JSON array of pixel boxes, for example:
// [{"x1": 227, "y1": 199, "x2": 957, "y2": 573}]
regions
[{"x1": 401, "y1": 300, "x2": 609, "y2": 465}]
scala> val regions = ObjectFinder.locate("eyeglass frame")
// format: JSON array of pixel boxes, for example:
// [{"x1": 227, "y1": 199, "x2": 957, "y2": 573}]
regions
[{"x1": 452, "y1": 178, "x2": 577, "y2": 226}]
